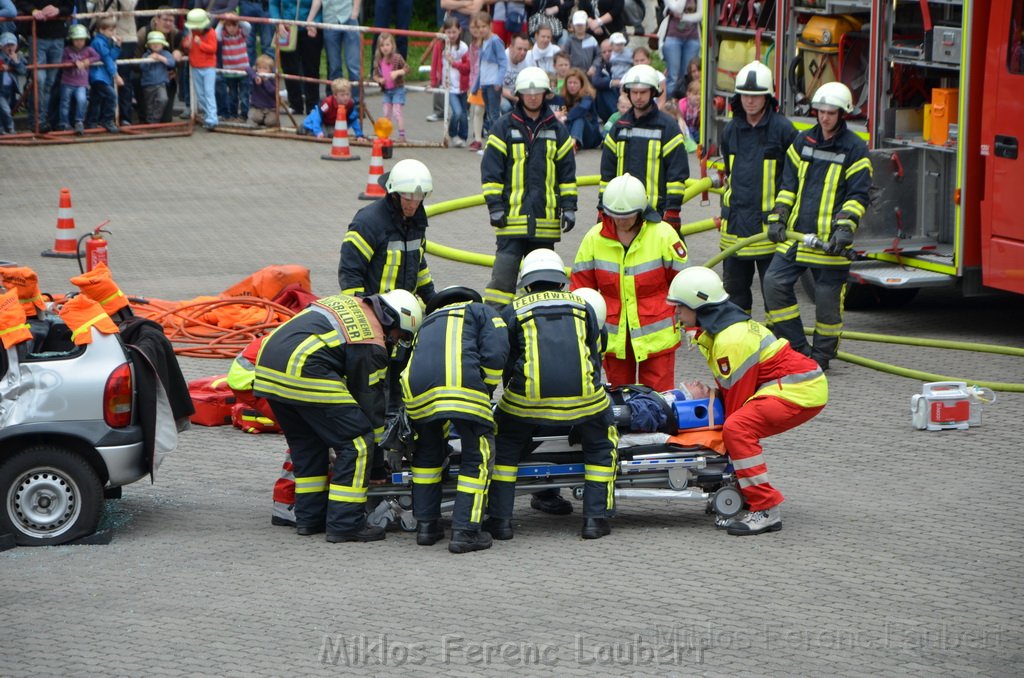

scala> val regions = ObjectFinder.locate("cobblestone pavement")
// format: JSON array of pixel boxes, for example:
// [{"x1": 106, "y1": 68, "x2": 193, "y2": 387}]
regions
[{"x1": 1, "y1": 93, "x2": 1023, "y2": 677}]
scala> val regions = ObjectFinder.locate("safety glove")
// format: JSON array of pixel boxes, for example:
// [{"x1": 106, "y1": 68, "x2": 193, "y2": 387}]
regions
[
  {"x1": 489, "y1": 210, "x2": 507, "y2": 228},
  {"x1": 825, "y1": 216, "x2": 855, "y2": 255},
  {"x1": 663, "y1": 209, "x2": 681, "y2": 230},
  {"x1": 765, "y1": 206, "x2": 791, "y2": 243},
  {"x1": 560, "y1": 210, "x2": 576, "y2": 233}
]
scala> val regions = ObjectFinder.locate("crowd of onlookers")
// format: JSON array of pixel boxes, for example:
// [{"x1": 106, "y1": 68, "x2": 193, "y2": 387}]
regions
[{"x1": 0, "y1": 0, "x2": 704, "y2": 143}]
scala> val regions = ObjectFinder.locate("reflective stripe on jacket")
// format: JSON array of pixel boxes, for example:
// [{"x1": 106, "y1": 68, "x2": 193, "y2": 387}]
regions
[
  {"x1": 600, "y1": 107, "x2": 690, "y2": 213},
  {"x1": 570, "y1": 209, "x2": 687, "y2": 362}
]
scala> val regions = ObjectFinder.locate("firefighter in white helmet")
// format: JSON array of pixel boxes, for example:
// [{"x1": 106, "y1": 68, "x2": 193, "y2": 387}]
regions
[
  {"x1": 718, "y1": 61, "x2": 798, "y2": 315},
  {"x1": 762, "y1": 81, "x2": 871, "y2": 371},
  {"x1": 480, "y1": 65, "x2": 578, "y2": 309},
  {"x1": 600, "y1": 64, "x2": 690, "y2": 231},
  {"x1": 254, "y1": 290, "x2": 422, "y2": 543},
  {"x1": 486, "y1": 249, "x2": 619, "y2": 541},
  {"x1": 666, "y1": 266, "x2": 827, "y2": 535},
  {"x1": 571, "y1": 173, "x2": 688, "y2": 392}
]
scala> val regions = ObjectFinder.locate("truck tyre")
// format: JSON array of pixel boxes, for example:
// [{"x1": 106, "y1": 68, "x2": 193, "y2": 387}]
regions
[{"x1": 0, "y1": 446, "x2": 104, "y2": 546}]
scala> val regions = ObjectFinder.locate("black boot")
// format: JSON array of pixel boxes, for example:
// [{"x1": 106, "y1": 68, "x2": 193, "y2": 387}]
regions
[
  {"x1": 416, "y1": 520, "x2": 445, "y2": 546},
  {"x1": 581, "y1": 518, "x2": 611, "y2": 540},
  {"x1": 325, "y1": 525, "x2": 386, "y2": 542},
  {"x1": 296, "y1": 524, "x2": 325, "y2": 536},
  {"x1": 530, "y1": 489, "x2": 573, "y2": 515},
  {"x1": 482, "y1": 517, "x2": 514, "y2": 540},
  {"x1": 448, "y1": 529, "x2": 493, "y2": 554}
]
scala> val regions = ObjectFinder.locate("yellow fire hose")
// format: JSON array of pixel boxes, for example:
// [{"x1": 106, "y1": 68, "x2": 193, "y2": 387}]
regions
[{"x1": 424, "y1": 189, "x2": 1024, "y2": 392}]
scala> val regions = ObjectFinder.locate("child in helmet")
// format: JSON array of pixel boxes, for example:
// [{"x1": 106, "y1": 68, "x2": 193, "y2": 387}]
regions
[
  {"x1": 59, "y1": 25, "x2": 99, "y2": 133},
  {"x1": 182, "y1": 8, "x2": 218, "y2": 130},
  {"x1": 138, "y1": 31, "x2": 176, "y2": 124}
]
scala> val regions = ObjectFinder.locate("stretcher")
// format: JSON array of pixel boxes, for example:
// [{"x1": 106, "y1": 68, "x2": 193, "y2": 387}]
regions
[{"x1": 365, "y1": 387, "x2": 746, "y2": 532}]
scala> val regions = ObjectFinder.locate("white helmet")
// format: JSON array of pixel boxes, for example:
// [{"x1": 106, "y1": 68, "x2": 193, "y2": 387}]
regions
[
  {"x1": 184, "y1": 8, "x2": 210, "y2": 30},
  {"x1": 572, "y1": 287, "x2": 607, "y2": 327},
  {"x1": 385, "y1": 159, "x2": 433, "y2": 199},
  {"x1": 666, "y1": 267, "x2": 729, "y2": 309},
  {"x1": 379, "y1": 289, "x2": 423, "y2": 334},
  {"x1": 518, "y1": 249, "x2": 568, "y2": 289},
  {"x1": 734, "y1": 61, "x2": 773, "y2": 96},
  {"x1": 621, "y1": 64, "x2": 662, "y2": 96},
  {"x1": 515, "y1": 66, "x2": 552, "y2": 95},
  {"x1": 602, "y1": 173, "x2": 648, "y2": 217},
  {"x1": 811, "y1": 81, "x2": 854, "y2": 114}
]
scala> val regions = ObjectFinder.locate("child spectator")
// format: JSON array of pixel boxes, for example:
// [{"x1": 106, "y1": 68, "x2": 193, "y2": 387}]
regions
[
  {"x1": 87, "y1": 17, "x2": 122, "y2": 134},
  {"x1": 608, "y1": 32, "x2": 632, "y2": 89},
  {"x1": 183, "y1": 8, "x2": 218, "y2": 130},
  {"x1": 559, "y1": 67, "x2": 600, "y2": 149},
  {"x1": 553, "y1": 50, "x2": 571, "y2": 90},
  {"x1": 215, "y1": 15, "x2": 251, "y2": 122},
  {"x1": 602, "y1": 91, "x2": 630, "y2": 136},
  {"x1": 59, "y1": 24, "x2": 98, "y2": 134},
  {"x1": 524, "y1": 23, "x2": 560, "y2": 74},
  {"x1": 673, "y1": 55, "x2": 701, "y2": 101},
  {"x1": 247, "y1": 53, "x2": 278, "y2": 127},
  {"x1": 431, "y1": 16, "x2": 469, "y2": 147},
  {"x1": 0, "y1": 31, "x2": 25, "y2": 134},
  {"x1": 139, "y1": 30, "x2": 175, "y2": 125},
  {"x1": 633, "y1": 45, "x2": 666, "y2": 107},
  {"x1": 471, "y1": 11, "x2": 506, "y2": 147},
  {"x1": 302, "y1": 77, "x2": 362, "y2": 138},
  {"x1": 677, "y1": 78, "x2": 700, "y2": 148},
  {"x1": 372, "y1": 32, "x2": 408, "y2": 141},
  {"x1": 564, "y1": 10, "x2": 600, "y2": 78}
]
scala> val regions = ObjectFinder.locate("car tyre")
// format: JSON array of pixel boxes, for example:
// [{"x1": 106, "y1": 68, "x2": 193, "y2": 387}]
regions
[{"x1": 0, "y1": 446, "x2": 104, "y2": 546}]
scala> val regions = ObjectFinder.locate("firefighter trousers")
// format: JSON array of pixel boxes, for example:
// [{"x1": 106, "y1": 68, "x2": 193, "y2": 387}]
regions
[
  {"x1": 722, "y1": 255, "x2": 773, "y2": 316},
  {"x1": 490, "y1": 408, "x2": 619, "y2": 519},
  {"x1": 762, "y1": 252, "x2": 848, "y2": 363},
  {"x1": 268, "y1": 400, "x2": 375, "y2": 535},
  {"x1": 484, "y1": 239, "x2": 556, "y2": 309},
  {"x1": 722, "y1": 396, "x2": 825, "y2": 511},
  {"x1": 411, "y1": 418, "x2": 493, "y2": 530}
]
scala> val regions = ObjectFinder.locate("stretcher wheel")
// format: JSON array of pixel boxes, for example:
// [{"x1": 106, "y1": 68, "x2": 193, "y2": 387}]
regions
[
  {"x1": 572, "y1": 486, "x2": 584, "y2": 501},
  {"x1": 711, "y1": 486, "x2": 744, "y2": 518}
]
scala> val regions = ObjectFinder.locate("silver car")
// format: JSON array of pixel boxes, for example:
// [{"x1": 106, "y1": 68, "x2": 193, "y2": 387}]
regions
[{"x1": 1, "y1": 315, "x2": 148, "y2": 546}]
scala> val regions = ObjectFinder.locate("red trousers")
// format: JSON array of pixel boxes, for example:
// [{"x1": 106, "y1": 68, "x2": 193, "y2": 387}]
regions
[
  {"x1": 603, "y1": 338, "x2": 676, "y2": 393},
  {"x1": 722, "y1": 396, "x2": 825, "y2": 511}
]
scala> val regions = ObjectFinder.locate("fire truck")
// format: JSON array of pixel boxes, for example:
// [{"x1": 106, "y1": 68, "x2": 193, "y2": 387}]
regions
[{"x1": 699, "y1": 0, "x2": 1024, "y2": 302}]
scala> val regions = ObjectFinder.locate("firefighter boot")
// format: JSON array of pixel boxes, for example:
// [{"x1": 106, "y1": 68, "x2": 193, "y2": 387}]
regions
[
  {"x1": 581, "y1": 518, "x2": 611, "y2": 540},
  {"x1": 448, "y1": 529, "x2": 493, "y2": 554},
  {"x1": 325, "y1": 525, "x2": 387, "y2": 542},
  {"x1": 727, "y1": 506, "x2": 782, "y2": 536},
  {"x1": 530, "y1": 488, "x2": 573, "y2": 515},
  {"x1": 416, "y1": 520, "x2": 445, "y2": 546},
  {"x1": 482, "y1": 517, "x2": 514, "y2": 540}
]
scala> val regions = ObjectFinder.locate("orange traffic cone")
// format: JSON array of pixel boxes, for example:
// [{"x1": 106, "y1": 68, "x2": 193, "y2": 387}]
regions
[
  {"x1": 321, "y1": 115, "x2": 360, "y2": 162},
  {"x1": 358, "y1": 139, "x2": 388, "y2": 200},
  {"x1": 42, "y1": 187, "x2": 79, "y2": 259}
]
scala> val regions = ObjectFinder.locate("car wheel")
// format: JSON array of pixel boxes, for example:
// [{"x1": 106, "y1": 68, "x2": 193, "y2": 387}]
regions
[{"x1": 0, "y1": 445, "x2": 104, "y2": 546}]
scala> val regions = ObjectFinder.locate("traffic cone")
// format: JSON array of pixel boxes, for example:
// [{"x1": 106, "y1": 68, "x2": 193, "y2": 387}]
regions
[
  {"x1": 358, "y1": 139, "x2": 388, "y2": 200},
  {"x1": 41, "y1": 187, "x2": 80, "y2": 259},
  {"x1": 321, "y1": 115, "x2": 360, "y2": 162}
]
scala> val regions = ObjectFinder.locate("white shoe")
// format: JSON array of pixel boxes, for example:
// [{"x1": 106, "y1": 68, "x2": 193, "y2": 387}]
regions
[
  {"x1": 726, "y1": 506, "x2": 782, "y2": 535},
  {"x1": 425, "y1": 112, "x2": 441, "y2": 122},
  {"x1": 453, "y1": 137, "x2": 465, "y2": 148}
]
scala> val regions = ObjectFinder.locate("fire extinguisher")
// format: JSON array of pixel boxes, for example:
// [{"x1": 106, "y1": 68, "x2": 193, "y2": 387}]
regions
[{"x1": 76, "y1": 220, "x2": 111, "y2": 274}]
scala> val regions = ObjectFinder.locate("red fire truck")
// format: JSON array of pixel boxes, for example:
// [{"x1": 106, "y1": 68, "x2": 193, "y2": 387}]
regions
[{"x1": 700, "y1": 0, "x2": 1024, "y2": 301}]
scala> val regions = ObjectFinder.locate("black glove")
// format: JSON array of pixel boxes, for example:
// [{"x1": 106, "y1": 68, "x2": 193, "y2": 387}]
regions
[
  {"x1": 560, "y1": 210, "x2": 576, "y2": 233},
  {"x1": 825, "y1": 221, "x2": 855, "y2": 255},
  {"x1": 766, "y1": 214, "x2": 788, "y2": 243},
  {"x1": 489, "y1": 210, "x2": 507, "y2": 228}
]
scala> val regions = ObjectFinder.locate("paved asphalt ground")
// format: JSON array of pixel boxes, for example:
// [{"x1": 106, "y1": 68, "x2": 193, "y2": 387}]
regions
[{"x1": 2, "y1": 90, "x2": 1023, "y2": 677}]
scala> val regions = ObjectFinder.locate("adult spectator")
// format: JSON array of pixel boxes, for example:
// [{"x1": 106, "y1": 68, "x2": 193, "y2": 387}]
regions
[
  {"x1": 372, "y1": 0, "x2": 411, "y2": 58},
  {"x1": 15, "y1": 0, "x2": 74, "y2": 132},
  {"x1": 557, "y1": 67, "x2": 600, "y2": 149},
  {"x1": 0, "y1": 0, "x2": 16, "y2": 35},
  {"x1": 658, "y1": 0, "x2": 701, "y2": 101},
  {"x1": 440, "y1": 0, "x2": 480, "y2": 34},
  {"x1": 239, "y1": 0, "x2": 275, "y2": 66},
  {"x1": 577, "y1": 0, "x2": 622, "y2": 41},
  {"x1": 270, "y1": 0, "x2": 322, "y2": 114},
  {"x1": 590, "y1": 37, "x2": 615, "y2": 120},
  {"x1": 499, "y1": 31, "x2": 528, "y2": 113},
  {"x1": 307, "y1": 0, "x2": 361, "y2": 103},
  {"x1": 485, "y1": 0, "x2": 524, "y2": 45}
]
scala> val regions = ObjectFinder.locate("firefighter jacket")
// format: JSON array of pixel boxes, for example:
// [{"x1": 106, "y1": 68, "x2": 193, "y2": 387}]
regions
[
  {"x1": 693, "y1": 301, "x2": 828, "y2": 416},
  {"x1": 481, "y1": 103, "x2": 578, "y2": 242},
  {"x1": 226, "y1": 335, "x2": 265, "y2": 392},
  {"x1": 773, "y1": 119, "x2": 872, "y2": 267},
  {"x1": 401, "y1": 301, "x2": 510, "y2": 426},
  {"x1": 497, "y1": 290, "x2": 610, "y2": 425},
  {"x1": 254, "y1": 295, "x2": 388, "y2": 438},
  {"x1": 600, "y1": 106, "x2": 690, "y2": 214},
  {"x1": 719, "y1": 102, "x2": 798, "y2": 259},
  {"x1": 338, "y1": 196, "x2": 436, "y2": 302},
  {"x1": 570, "y1": 206, "x2": 687, "y2": 362}
]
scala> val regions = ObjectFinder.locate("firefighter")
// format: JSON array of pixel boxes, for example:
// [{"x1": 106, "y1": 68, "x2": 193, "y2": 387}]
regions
[
  {"x1": 718, "y1": 61, "x2": 799, "y2": 315},
  {"x1": 402, "y1": 286, "x2": 510, "y2": 554},
  {"x1": 486, "y1": 249, "x2": 619, "y2": 541},
  {"x1": 480, "y1": 65, "x2": 578, "y2": 309},
  {"x1": 762, "y1": 82, "x2": 872, "y2": 370},
  {"x1": 571, "y1": 173, "x2": 687, "y2": 392},
  {"x1": 600, "y1": 64, "x2": 690, "y2": 230},
  {"x1": 254, "y1": 289, "x2": 423, "y2": 543},
  {"x1": 666, "y1": 266, "x2": 828, "y2": 535}
]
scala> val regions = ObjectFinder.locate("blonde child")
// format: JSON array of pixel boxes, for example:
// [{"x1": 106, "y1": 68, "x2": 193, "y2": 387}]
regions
[
  {"x1": 302, "y1": 78, "x2": 363, "y2": 138},
  {"x1": 247, "y1": 54, "x2": 278, "y2": 127},
  {"x1": 373, "y1": 32, "x2": 408, "y2": 141},
  {"x1": 602, "y1": 92, "x2": 630, "y2": 136},
  {"x1": 678, "y1": 78, "x2": 700, "y2": 145},
  {"x1": 430, "y1": 16, "x2": 469, "y2": 147}
]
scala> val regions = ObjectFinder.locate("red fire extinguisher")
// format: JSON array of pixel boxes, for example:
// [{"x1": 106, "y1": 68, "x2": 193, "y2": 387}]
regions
[{"x1": 77, "y1": 220, "x2": 111, "y2": 273}]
